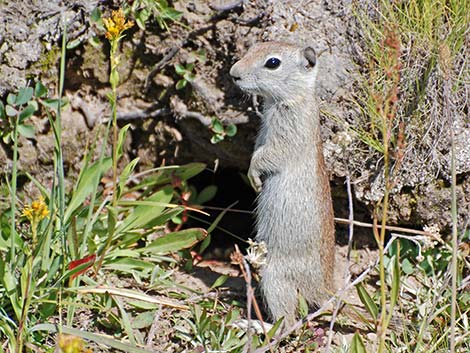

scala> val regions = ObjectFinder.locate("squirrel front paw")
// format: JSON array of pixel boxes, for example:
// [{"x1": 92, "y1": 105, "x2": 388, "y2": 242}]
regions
[{"x1": 248, "y1": 167, "x2": 262, "y2": 193}]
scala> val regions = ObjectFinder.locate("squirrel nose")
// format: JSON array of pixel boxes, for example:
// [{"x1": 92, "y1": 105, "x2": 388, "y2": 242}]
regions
[{"x1": 229, "y1": 64, "x2": 241, "y2": 81}]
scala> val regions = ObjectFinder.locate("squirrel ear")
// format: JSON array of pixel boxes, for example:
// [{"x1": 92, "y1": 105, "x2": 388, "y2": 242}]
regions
[{"x1": 303, "y1": 47, "x2": 316, "y2": 69}]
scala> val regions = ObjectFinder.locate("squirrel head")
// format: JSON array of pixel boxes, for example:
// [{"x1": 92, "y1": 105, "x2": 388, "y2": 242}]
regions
[{"x1": 230, "y1": 41, "x2": 318, "y2": 102}]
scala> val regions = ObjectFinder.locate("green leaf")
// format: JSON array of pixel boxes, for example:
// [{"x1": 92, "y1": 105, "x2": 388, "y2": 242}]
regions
[
  {"x1": 186, "y1": 63, "x2": 195, "y2": 72},
  {"x1": 174, "y1": 63, "x2": 186, "y2": 75},
  {"x1": 132, "y1": 311, "x2": 155, "y2": 329},
  {"x1": 64, "y1": 158, "x2": 112, "y2": 223},
  {"x1": 184, "y1": 72, "x2": 196, "y2": 82},
  {"x1": 117, "y1": 124, "x2": 131, "y2": 160},
  {"x1": 207, "y1": 204, "x2": 230, "y2": 234},
  {"x1": 90, "y1": 7, "x2": 102, "y2": 23},
  {"x1": 40, "y1": 292, "x2": 57, "y2": 318},
  {"x1": 356, "y1": 283, "x2": 378, "y2": 320},
  {"x1": 118, "y1": 157, "x2": 140, "y2": 199},
  {"x1": 6, "y1": 93, "x2": 16, "y2": 106},
  {"x1": 161, "y1": 7, "x2": 183, "y2": 21},
  {"x1": 34, "y1": 81, "x2": 48, "y2": 98},
  {"x1": 19, "y1": 103, "x2": 36, "y2": 122},
  {"x1": 171, "y1": 214, "x2": 183, "y2": 224},
  {"x1": 144, "y1": 208, "x2": 184, "y2": 231},
  {"x1": 401, "y1": 258, "x2": 414, "y2": 275},
  {"x1": 2, "y1": 133, "x2": 11, "y2": 144},
  {"x1": 41, "y1": 98, "x2": 68, "y2": 111},
  {"x1": 136, "y1": 16, "x2": 146, "y2": 31},
  {"x1": 198, "y1": 233, "x2": 211, "y2": 254},
  {"x1": 0, "y1": 101, "x2": 5, "y2": 120},
  {"x1": 298, "y1": 293, "x2": 309, "y2": 318},
  {"x1": 136, "y1": 9, "x2": 150, "y2": 30},
  {"x1": 143, "y1": 228, "x2": 207, "y2": 254},
  {"x1": 196, "y1": 185, "x2": 217, "y2": 205},
  {"x1": 17, "y1": 124, "x2": 35, "y2": 138},
  {"x1": 15, "y1": 87, "x2": 34, "y2": 106},
  {"x1": 176, "y1": 79, "x2": 187, "y2": 90},
  {"x1": 135, "y1": 163, "x2": 206, "y2": 189},
  {"x1": 114, "y1": 296, "x2": 136, "y2": 345},
  {"x1": 210, "y1": 275, "x2": 228, "y2": 289},
  {"x1": 116, "y1": 187, "x2": 173, "y2": 234},
  {"x1": 5, "y1": 105, "x2": 17, "y2": 117},
  {"x1": 89, "y1": 36, "x2": 102, "y2": 48},
  {"x1": 211, "y1": 117, "x2": 224, "y2": 134},
  {"x1": 266, "y1": 317, "x2": 283, "y2": 340},
  {"x1": 67, "y1": 38, "x2": 82, "y2": 49},
  {"x1": 110, "y1": 70, "x2": 119, "y2": 88},
  {"x1": 105, "y1": 258, "x2": 154, "y2": 273},
  {"x1": 350, "y1": 333, "x2": 367, "y2": 353},
  {"x1": 210, "y1": 134, "x2": 224, "y2": 144},
  {"x1": 2, "y1": 267, "x2": 21, "y2": 319},
  {"x1": 225, "y1": 124, "x2": 237, "y2": 137},
  {"x1": 390, "y1": 254, "x2": 400, "y2": 312}
]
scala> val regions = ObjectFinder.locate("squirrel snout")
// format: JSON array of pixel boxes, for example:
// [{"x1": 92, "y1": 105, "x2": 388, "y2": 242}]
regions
[{"x1": 229, "y1": 65, "x2": 242, "y2": 81}]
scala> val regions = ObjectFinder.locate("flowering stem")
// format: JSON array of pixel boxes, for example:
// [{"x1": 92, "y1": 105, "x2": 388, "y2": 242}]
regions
[
  {"x1": 95, "y1": 9, "x2": 133, "y2": 272},
  {"x1": 110, "y1": 39, "x2": 119, "y2": 209}
]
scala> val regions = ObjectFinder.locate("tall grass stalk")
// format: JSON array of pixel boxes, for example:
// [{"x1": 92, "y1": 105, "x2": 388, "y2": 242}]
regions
[
  {"x1": 9, "y1": 112, "x2": 19, "y2": 263},
  {"x1": 56, "y1": 24, "x2": 67, "y2": 239}
]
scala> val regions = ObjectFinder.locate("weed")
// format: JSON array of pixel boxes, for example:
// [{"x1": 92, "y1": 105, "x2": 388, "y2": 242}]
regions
[
  {"x1": 209, "y1": 116, "x2": 237, "y2": 144},
  {"x1": 174, "y1": 62, "x2": 196, "y2": 90},
  {"x1": 128, "y1": 0, "x2": 183, "y2": 31}
]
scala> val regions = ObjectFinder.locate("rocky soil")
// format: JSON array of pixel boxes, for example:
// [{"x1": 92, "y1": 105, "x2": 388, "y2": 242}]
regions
[{"x1": 1, "y1": 0, "x2": 469, "y2": 235}]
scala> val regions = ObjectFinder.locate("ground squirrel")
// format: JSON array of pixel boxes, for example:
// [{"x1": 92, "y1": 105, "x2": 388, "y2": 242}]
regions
[{"x1": 230, "y1": 41, "x2": 335, "y2": 326}]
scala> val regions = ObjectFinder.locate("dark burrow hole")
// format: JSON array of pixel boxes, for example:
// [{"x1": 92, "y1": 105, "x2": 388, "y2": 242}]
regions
[
  {"x1": 185, "y1": 169, "x2": 377, "y2": 261},
  {"x1": 185, "y1": 167, "x2": 257, "y2": 259}
]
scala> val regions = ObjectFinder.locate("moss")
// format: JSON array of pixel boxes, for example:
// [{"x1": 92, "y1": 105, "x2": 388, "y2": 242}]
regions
[{"x1": 36, "y1": 44, "x2": 60, "y2": 73}]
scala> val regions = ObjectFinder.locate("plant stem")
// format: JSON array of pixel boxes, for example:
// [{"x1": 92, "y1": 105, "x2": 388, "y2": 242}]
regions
[
  {"x1": 56, "y1": 24, "x2": 67, "y2": 266},
  {"x1": 9, "y1": 113, "x2": 19, "y2": 263},
  {"x1": 15, "y1": 257, "x2": 33, "y2": 353},
  {"x1": 95, "y1": 38, "x2": 119, "y2": 273},
  {"x1": 110, "y1": 40, "x2": 119, "y2": 209}
]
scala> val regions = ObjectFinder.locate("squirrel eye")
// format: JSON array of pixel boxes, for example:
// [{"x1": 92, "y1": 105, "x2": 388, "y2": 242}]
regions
[{"x1": 264, "y1": 57, "x2": 281, "y2": 69}]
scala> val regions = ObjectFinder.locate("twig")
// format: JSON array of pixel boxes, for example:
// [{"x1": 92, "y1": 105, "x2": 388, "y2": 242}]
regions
[
  {"x1": 116, "y1": 107, "x2": 170, "y2": 121},
  {"x1": 198, "y1": 205, "x2": 441, "y2": 242},
  {"x1": 334, "y1": 217, "x2": 442, "y2": 242},
  {"x1": 179, "y1": 110, "x2": 213, "y2": 126},
  {"x1": 145, "y1": 46, "x2": 180, "y2": 92}
]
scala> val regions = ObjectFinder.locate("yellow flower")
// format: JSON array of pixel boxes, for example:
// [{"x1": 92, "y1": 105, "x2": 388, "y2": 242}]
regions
[
  {"x1": 58, "y1": 334, "x2": 92, "y2": 353},
  {"x1": 22, "y1": 196, "x2": 49, "y2": 224},
  {"x1": 103, "y1": 8, "x2": 134, "y2": 40}
]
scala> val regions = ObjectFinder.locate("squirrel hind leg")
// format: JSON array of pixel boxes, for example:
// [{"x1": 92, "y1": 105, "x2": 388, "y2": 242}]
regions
[{"x1": 260, "y1": 264, "x2": 298, "y2": 327}]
